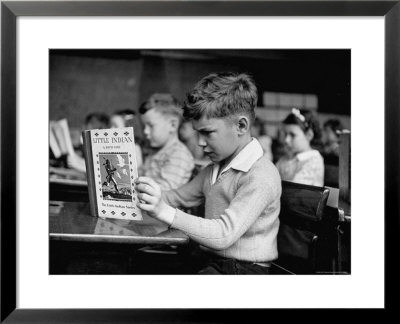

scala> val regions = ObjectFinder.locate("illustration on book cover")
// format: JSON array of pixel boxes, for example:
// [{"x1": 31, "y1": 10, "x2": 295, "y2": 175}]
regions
[{"x1": 100, "y1": 153, "x2": 132, "y2": 201}]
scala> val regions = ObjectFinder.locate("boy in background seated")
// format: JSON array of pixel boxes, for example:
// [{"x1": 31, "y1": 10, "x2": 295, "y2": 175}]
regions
[
  {"x1": 136, "y1": 73, "x2": 281, "y2": 274},
  {"x1": 139, "y1": 93, "x2": 194, "y2": 191}
]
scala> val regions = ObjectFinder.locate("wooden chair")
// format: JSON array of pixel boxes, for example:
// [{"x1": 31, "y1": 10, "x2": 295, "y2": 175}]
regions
[{"x1": 271, "y1": 181, "x2": 337, "y2": 274}]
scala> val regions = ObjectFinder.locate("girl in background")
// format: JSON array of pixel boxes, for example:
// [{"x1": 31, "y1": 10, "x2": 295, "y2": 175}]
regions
[{"x1": 276, "y1": 108, "x2": 324, "y2": 186}]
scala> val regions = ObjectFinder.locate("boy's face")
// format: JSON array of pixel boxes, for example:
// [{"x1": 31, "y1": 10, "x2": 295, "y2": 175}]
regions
[
  {"x1": 141, "y1": 109, "x2": 176, "y2": 148},
  {"x1": 192, "y1": 116, "x2": 241, "y2": 164}
]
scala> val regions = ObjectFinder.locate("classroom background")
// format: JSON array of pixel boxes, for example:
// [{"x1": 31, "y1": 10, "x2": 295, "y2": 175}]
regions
[{"x1": 49, "y1": 49, "x2": 350, "y2": 146}]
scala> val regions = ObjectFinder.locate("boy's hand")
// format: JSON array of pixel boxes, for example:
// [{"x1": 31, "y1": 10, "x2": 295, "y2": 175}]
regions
[{"x1": 135, "y1": 177, "x2": 170, "y2": 220}]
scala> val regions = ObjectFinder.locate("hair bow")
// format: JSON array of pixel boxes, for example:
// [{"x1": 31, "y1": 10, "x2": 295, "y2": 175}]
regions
[{"x1": 291, "y1": 108, "x2": 305, "y2": 122}]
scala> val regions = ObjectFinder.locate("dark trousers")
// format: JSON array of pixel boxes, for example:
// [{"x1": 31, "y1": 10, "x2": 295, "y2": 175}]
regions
[{"x1": 184, "y1": 247, "x2": 270, "y2": 275}]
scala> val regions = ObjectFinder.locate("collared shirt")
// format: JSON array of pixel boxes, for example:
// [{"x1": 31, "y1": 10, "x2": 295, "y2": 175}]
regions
[
  {"x1": 161, "y1": 138, "x2": 264, "y2": 226},
  {"x1": 276, "y1": 149, "x2": 324, "y2": 186},
  {"x1": 211, "y1": 138, "x2": 264, "y2": 184}
]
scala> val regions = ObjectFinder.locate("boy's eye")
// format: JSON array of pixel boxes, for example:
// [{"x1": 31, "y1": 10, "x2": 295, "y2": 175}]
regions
[{"x1": 200, "y1": 130, "x2": 214, "y2": 136}]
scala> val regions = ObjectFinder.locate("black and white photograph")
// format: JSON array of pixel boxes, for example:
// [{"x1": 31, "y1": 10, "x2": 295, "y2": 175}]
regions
[
  {"x1": 3, "y1": 3, "x2": 394, "y2": 317},
  {"x1": 49, "y1": 49, "x2": 351, "y2": 275}
]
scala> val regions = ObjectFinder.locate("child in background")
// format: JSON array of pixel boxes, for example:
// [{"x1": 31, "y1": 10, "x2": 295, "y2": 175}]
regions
[
  {"x1": 135, "y1": 72, "x2": 281, "y2": 274},
  {"x1": 139, "y1": 93, "x2": 194, "y2": 191},
  {"x1": 251, "y1": 117, "x2": 273, "y2": 161},
  {"x1": 179, "y1": 119, "x2": 211, "y2": 168},
  {"x1": 110, "y1": 109, "x2": 143, "y2": 168},
  {"x1": 322, "y1": 118, "x2": 344, "y2": 157},
  {"x1": 84, "y1": 112, "x2": 110, "y2": 130},
  {"x1": 276, "y1": 108, "x2": 324, "y2": 186},
  {"x1": 67, "y1": 112, "x2": 110, "y2": 173}
]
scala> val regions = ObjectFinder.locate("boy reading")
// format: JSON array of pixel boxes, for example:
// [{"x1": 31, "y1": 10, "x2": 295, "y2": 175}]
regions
[
  {"x1": 139, "y1": 93, "x2": 194, "y2": 190},
  {"x1": 136, "y1": 73, "x2": 281, "y2": 274}
]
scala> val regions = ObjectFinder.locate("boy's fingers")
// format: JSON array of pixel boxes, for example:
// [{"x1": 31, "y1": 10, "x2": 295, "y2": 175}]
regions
[
  {"x1": 136, "y1": 202, "x2": 152, "y2": 212},
  {"x1": 135, "y1": 177, "x2": 158, "y2": 189},
  {"x1": 138, "y1": 193, "x2": 156, "y2": 205},
  {"x1": 136, "y1": 183, "x2": 156, "y2": 196}
]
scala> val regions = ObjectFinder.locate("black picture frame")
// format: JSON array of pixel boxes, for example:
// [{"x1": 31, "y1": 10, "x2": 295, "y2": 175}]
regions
[{"x1": 1, "y1": 0, "x2": 398, "y2": 322}]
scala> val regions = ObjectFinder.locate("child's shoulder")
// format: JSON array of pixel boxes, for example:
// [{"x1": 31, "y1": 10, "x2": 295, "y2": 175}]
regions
[
  {"x1": 254, "y1": 153, "x2": 280, "y2": 170},
  {"x1": 301, "y1": 149, "x2": 324, "y2": 163},
  {"x1": 166, "y1": 139, "x2": 194, "y2": 160},
  {"x1": 247, "y1": 155, "x2": 281, "y2": 183}
]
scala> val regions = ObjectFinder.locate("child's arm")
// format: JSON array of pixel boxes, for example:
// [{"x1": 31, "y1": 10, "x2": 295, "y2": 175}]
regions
[{"x1": 136, "y1": 170, "x2": 281, "y2": 251}]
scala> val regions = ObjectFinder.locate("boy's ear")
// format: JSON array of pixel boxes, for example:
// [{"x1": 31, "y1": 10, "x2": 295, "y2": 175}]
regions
[{"x1": 236, "y1": 116, "x2": 250, "y2": 135}]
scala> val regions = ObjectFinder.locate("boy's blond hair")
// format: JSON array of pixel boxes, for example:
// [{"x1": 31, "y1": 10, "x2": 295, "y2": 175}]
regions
[
  {"x1": 139, "y1": 93, "x2": 183, "y2": 126},
  {"x1": 183, "y1": 72, "x2": 258, "y2": 123}
]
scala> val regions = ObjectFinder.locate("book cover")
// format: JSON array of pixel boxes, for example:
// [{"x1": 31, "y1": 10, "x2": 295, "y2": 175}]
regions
[{"x1": 82, "y1": 127, "x2": 143, "y2": 220}]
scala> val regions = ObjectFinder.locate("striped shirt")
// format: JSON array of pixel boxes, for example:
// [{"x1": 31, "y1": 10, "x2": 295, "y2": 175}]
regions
[{"x1": 143, "y1": 137, "x2": 194, "y2": 190}]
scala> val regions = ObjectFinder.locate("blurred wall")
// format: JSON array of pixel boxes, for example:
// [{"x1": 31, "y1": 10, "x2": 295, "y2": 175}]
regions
[
  {"x1": 50, "y1": 50, "x2": 350, "y2": 141},
  {"x1": 50, "y1": 55, "x2": 143, "y2": 128}
]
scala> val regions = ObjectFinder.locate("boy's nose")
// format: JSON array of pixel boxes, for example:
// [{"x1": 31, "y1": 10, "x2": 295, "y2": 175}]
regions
[
  {"x1": 198, "y1": 136, "x2": 207, "y2": 147},
  {"x1": 284, "y1": 136, "x2": 291, "y2": 146}
]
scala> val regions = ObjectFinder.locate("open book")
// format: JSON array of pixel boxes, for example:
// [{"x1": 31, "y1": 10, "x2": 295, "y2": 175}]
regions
[
  {"x1": 49, "y1": 118, "x2": 75, "y2": 159},
  {"x1": 82, "y1": 127, "x2": 143, "y2": 220}
]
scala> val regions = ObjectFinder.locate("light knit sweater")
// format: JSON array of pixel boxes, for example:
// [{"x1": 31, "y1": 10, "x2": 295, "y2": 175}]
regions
[{"x1": 163, "y1": 152, "x2": 281, "y2": 263}]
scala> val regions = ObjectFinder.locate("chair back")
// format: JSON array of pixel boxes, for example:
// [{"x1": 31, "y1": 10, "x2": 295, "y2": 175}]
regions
[{"x1": 273, "y1": 181, "x2": 330, "y2": 274}]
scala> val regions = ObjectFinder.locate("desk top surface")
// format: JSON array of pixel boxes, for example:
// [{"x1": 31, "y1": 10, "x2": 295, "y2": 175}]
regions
[
  {"x1": 50, "y1": 167, "x2": 87, "y2": 183},
  {"x1": 50, "y1": 201, "x2": 189, "y2": 245}
]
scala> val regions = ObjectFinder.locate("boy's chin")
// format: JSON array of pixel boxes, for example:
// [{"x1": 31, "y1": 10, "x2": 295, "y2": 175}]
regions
[
  {"x1": 149, "y1": 141, "x2": 163, "y2": 149},
  {"x1": 207, "y1": 154, "x2": 224, "y2": 163}
]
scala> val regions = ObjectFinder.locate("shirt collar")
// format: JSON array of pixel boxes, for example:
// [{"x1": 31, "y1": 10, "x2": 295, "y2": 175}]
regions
[
  {"x1": 296, "y1": 149, "x2": 320, "y2": 161},
  {"x1": 212, "y1": 138, "x2": 264, "y2": 179}
]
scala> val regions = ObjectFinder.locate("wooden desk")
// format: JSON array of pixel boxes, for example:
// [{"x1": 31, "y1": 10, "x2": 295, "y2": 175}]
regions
[
  {"x1": 50, "y1": 167, "x2": 89, "y2": 201},
  {"x1": 50, "y1": 201, "x2": 189, "y2": 274},
  {"x1": 50, "y1": 166, "x2": 86, "y2": 181},
  {"x1": 50, "y1": 201, "x2": 189, "y2": 245}
]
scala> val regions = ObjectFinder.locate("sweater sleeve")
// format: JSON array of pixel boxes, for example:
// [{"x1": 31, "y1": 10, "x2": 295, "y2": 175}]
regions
[
  {"x1": 162, "y1": 166, "x2": 209, "y2": 209},
  {"x1": 170, "y1": 169, "x2": 281, "y2": 250}
]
